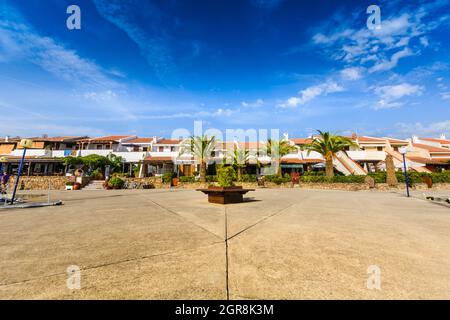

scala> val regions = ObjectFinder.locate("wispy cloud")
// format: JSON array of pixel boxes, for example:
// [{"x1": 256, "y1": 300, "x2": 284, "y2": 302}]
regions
[
  {"x1": 373, "y1": 83, "x2": 424, "y2": 109},
  {"x1": 92, "y1": 0, "x2": 179, "y2": 86},
  {"x1": 279, "y1": 81, "x2": 344, "y2": 108},
  {"x1": 308, "y1": 1, "x2": 450, "y2": 74},
  {"x1": 0, "y1": 4, "x2": 117, "y2": 89}
]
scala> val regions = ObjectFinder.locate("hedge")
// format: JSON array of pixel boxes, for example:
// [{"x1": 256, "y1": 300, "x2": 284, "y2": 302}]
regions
[
  {"x1": 369, "y1": 170, "x2": 450, "y2": 185},
  {"x1": 300, "y1": 175, "x2": 365, "y2": 183}
]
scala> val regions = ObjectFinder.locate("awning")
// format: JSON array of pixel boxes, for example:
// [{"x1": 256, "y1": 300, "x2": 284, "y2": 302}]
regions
[
  {"x1": 281, "y1": 164, "x2": 304, "y2": 168},
  {"x1": 144, "y1": 156, "x2": 173, "y2": 163}
]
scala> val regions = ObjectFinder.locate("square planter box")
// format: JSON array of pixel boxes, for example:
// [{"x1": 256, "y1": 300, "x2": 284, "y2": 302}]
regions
[{"x1": 196, "y1": 186, "x2": 255, "y2": 204}]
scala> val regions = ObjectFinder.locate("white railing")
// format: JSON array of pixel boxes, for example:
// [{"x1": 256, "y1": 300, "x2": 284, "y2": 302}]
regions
[
  {"x1": 113, "y1": 152, "x2": 148, "y2": 162},
  {"x1": 11, "y1": 149, "x2": 49, "y2": 157},
  {"x1": 78, "y1": 149, "x2": 114, "y2": 157}
]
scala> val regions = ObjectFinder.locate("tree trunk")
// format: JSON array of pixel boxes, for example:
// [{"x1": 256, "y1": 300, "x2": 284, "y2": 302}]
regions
[
  {"x1": 237, "y1": 166, "x2": 242, "y2": 182},
  {"x1": 200, "y1": 162, "x2": 207, "y2": 183},
  {"x1": 325, "y1": 154, "x2": 334, "y2": 178},
  {"x1": 276, "y1": 158, "x2": 282, "y2": 176},
  {"x1": 385, "y1": 154, "x2": 398, "y2": 186}
]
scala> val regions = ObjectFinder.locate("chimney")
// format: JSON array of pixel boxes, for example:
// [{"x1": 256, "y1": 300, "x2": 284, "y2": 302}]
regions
[
  {"x1": 283, "y1": 132, "x2": 289, "y2": 140},
  {"x1": 440, "y1": 133, "x2": 446, "y2": 140},
  {"x1": 5, "y1": 135, "x2": 9, "y2": 142},
  {"x1": 152, "y1": 136, "x2": 157, "y2": 143},
  {"x1": 412, "y1": 135, "x2": 419, "y2": 143},
  {"x1": 351, "y1": 132, "x2": 357, "y2": 140}
]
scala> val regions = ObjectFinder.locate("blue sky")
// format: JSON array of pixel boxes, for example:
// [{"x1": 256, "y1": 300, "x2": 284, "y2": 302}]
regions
[{"x1": 0, "y1": 0, "x2": 449, "y2": 138}]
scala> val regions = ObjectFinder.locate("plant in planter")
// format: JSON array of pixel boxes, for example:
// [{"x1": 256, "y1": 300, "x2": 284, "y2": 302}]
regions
[
  {"x1": 65, "y1": 181, "x2": 74, "y2": 190},
  {"x1": 217, "y1": 166, "x2": 236, "y2": 187},
  {"x1": 197, "y1": 166, "x2": 254, "y2": 204},
  {"x1": 108, "y1": 177, "x2": 124, "y2": 189}
]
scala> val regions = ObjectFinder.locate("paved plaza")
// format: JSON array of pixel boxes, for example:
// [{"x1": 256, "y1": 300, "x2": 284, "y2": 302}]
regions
[{"x1": 1, "y1": 188, "x2": 450, "y2": 299}]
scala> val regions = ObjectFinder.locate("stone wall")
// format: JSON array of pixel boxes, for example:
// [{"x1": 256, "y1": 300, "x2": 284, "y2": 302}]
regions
[
  {"x1": 122, "y1": 177, "x2": 167, "y2": 189},
  {"x1": 6, "y1": 176, "x2": 69, "y2": 190}
]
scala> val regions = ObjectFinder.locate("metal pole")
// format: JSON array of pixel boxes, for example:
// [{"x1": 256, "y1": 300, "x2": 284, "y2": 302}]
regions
[
  {"x1": 11, "y1": 147, "x2": 27, "y2": 205},
  {"x1": 402, "y1": 153, "x2": 410, "y2": 198}
]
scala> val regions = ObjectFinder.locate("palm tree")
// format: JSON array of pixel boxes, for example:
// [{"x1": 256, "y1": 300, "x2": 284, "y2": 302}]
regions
[
  {"x1": 231, "y1": 144, "x2": 252, "y2": 181},
  {"x1": 180, "y1": 135, "x2": 216, "y2": 183},
  {"x1": 266, "y1": 138, "x2": 297, "y2": 176},
  {"x1": 385, "y1": 154, "x2": 398, "y2": 186},
  {"x1": 302, "y1": 131, "x2": 357, "y2": 178}
]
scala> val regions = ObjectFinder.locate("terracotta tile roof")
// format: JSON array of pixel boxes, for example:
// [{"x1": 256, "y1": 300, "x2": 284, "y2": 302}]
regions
[
  {"x1": 385, "y1": 138, "x2": 408, "y2": 144},
  {"x1": 28, "y1": 136, "x2": 86, "y2": 142},
  {"x1": 421, "y1": 138, "x2": 450, "y2": 144},
  {"x1": 77, "y1": 135, "x2": 133, "y2": 143},
  {"x1": 290, "y1": 138, "x2": 312, "y2": 145},
  {"x1": 356, "y1": 136, "x2": 387, "y2": 142},
  {"x1": 155, "y1": 139, "x2": 181, "y2": 145},
  {"x1": 125, "y1": 138, "x2": 153, "y2": 144},
  {"x1": 412, "y1": 143, "x2": 450, "y2": 153},
  {"x1": 407, "y1": 156, "x2": 450, "y2": 165},
  {"x1": 0, "y1": 144, "x2": 14, "y2": 155}
]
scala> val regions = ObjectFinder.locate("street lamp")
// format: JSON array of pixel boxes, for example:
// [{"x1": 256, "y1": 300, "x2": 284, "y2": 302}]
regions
[
  {"x1": 11, "y1": 139, "x2": 33, "y2": 205},
  {"x1": 399, "y1": 146, "x2": 410, "y2": 198}
]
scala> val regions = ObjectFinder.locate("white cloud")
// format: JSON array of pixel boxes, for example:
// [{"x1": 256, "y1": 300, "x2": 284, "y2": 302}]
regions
[
  {"x1": 396, "y1": 120, "x2": 450, "y2": 136},
  {"x1": 340, "y1": 67, "x2": 364, "y2": 80},
  {"x1": 308, "y1": 2, "x2": 450, "y2": 74},
  {"x1": 0, "y1": 5, "x2": 117, "y2": 88},
  {"x1": 279, "y1": 81, "x2": 344, "y2": 108},
  {"x1": 374, "y1": 83, "x2": 424, "y2": 101},
  {"x1": 420, "y1": 36, "x2": 429, "y2": 47},
  {"x1": 369, "y1": 47, "x2": 414, "y2": 73},
  {"x1": 241, "y1": 99, "x2": 264, "y2": 108},
  {"x1": 441, "y1": 92, "x2": 450, "y2": 100}
]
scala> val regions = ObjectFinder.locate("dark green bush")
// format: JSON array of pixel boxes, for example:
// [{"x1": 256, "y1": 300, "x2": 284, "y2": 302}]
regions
[
  {"x1": 180, "y1": 176, "x2": 196, "y2": 183},
  {"x1": 430, "y1": 170, "x2": 450, "y2": 183},
  {"x1": 162, "y1": 172, "x2": 176, "y2": 183},
  {"x1": 368, "y1": 172, "x2": 387, "y2": 183},
  {"x1": 241, "y1": 174, "x2": 257, "y2": 182}
]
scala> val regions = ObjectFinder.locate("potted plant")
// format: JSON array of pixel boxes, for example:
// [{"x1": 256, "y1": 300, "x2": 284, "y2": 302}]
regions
[
  {"x1": 73, "y1": 182, "x2": 81, "y2": 190},
  {"x1": 196, "y1": 166, "x2": 254, "y2": 204},
  {"x1": 65, "y1": 181, "x2": 74, "y2": 190},
  {"x1": 108, "y1": 177, "x2": 124, "y2": 189}
]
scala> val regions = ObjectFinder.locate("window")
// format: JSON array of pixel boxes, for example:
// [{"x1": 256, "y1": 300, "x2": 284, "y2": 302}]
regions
[
  {"x1": 394, "y1": 147, "x2": 399, "y2": 152},
  {"x1": 133, "y1": 146, "x2": 139, "y2": 152},
  {"x1": 377, "y1": 146, "x2": 383, "y2": 151},
  {"x1": 171, "y1": 146, "x2": 176, "y2": 152},
  {"x1": 96, "y1": 144, "x2": 103, "y2": 150},
  {"x1": 159, "y1": 146, "x2": 164, "y2": 152},
  {"x1": 143, "y1": 147, "x2": 148, "y2": 152}
]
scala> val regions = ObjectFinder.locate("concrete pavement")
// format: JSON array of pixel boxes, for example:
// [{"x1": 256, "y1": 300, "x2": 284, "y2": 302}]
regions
[{"x1": 1, "y1": 188, "x2": 449, "y2": 299}]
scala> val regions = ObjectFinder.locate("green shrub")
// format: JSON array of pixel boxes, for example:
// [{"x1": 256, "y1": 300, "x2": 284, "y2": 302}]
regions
[
  {"x1": 206, "y1": 175, "x2": 218, "y2": 182},
  {"x1": 108, "y1": 177, "x2": 124, "y2": 189},
  {"x1": 430, "y1": 170, "x2": 450, "y2": 183},
  {"x1": 241, "y1": 174, "x2": 257, "y2": 182},
  {"x1": 162, "y1": 172, "x2": 176, "y2": 183},
  {"x1": 180, "y1": 176, "x2": 195, "y2": 183},
  {"x1": 368, "y1": 172, "x2": 387, "y2": 183},
  {"x1": 217, "y1": 166, "x2": 236, "y2": 187}
]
